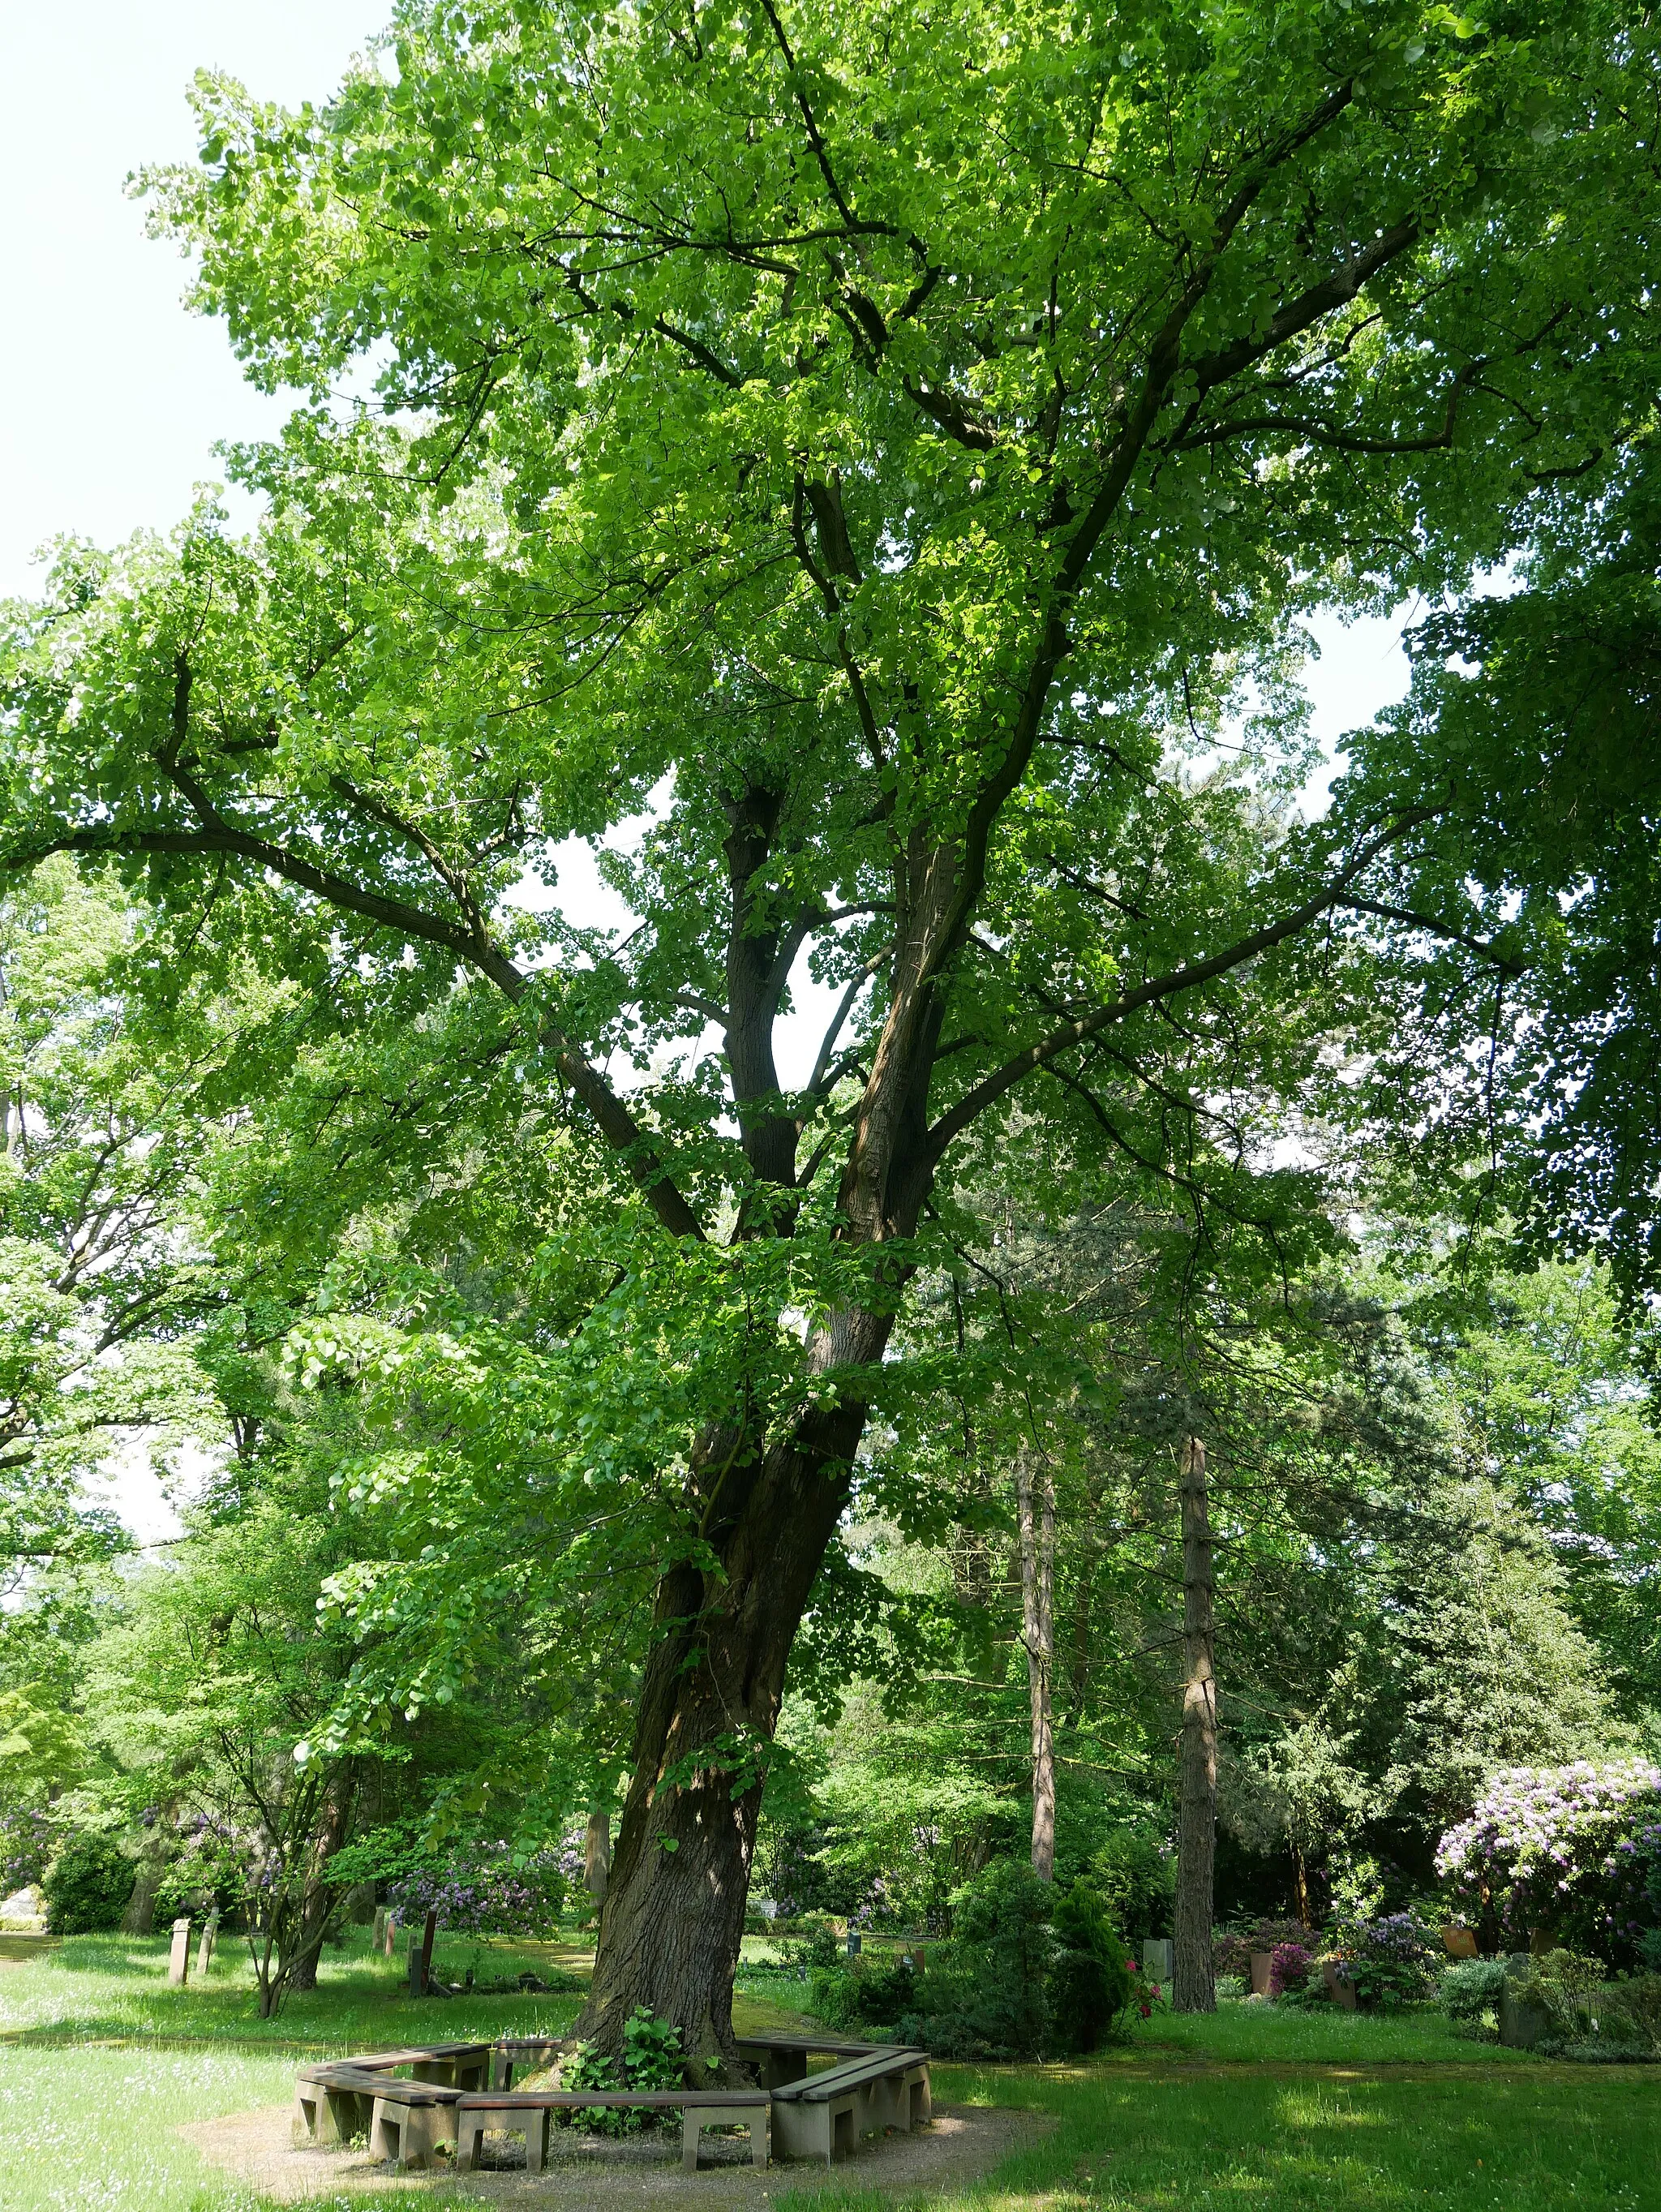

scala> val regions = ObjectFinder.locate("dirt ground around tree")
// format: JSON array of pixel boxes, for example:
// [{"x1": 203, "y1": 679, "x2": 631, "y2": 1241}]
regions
[{"x1": 177, "y1": 2101, "x2": 1056, "y2": 2206}]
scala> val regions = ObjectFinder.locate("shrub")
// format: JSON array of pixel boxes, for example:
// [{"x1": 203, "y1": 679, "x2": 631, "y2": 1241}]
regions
[
  {"x1": 1214, "y1": 1918, "x2": 1311, "y2": 1979},
  {"x1": 42, "y1": 1831, "x2": 132, "y2": 1934},
  {"x1": 1442, "y1": 1956, "x2": 1510, "y2": 2022},
  {"x1": 1269, "y1": 1942, "x2": 1314, "y2": 1999},
  {"x1": 1336, "y1": 1914, "x2": 1437, "y2": 2010},
  {"x1": 551, "y1": 2007, "x2": 685, "y2": 2135},
  {"x1": 806, "y1": 1954, "x2": 918, "y2": 2031},
  {"x1": 915, "y1": 1858, "x2": 1051, "y2": 2058},
  {"x1": 1436, "y1": 1761, "x2": 1661, "y2": 1960},
  {"x1": 1049, "y1": 1881, "x2": 1134, "y2": 2054},
  {"x1": 0, "y1": 1808, "x2": 56, "y2": 1893},
  {"x1": 1089, "y1": 1826, "x2": 1175, "y2": 1942}
]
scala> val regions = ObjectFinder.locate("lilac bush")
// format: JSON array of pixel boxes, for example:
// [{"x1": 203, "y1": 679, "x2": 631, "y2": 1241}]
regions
[
  {"x1": 388, "y1": 1840, "x2": 565, "y2": 1936},
  {"x1": 0, "y1": 1809, "x2": 56, "y2": 1892},
  {"x1": 1436, "y1": 1760, "x2": 1661, "y2": 1958}
]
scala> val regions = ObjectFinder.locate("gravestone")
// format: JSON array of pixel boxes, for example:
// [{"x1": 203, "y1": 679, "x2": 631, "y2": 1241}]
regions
[
  {"x1": 195, "y1": 1909, "x2": 219, "y2": 1978},
  {"x1": 1441, "y1": 1924, "x2": 1479, "y2": 1960},
  {"x1": 167, "y1": 1917, "x2": 191, "y2": 1987},
  {"x1": 1499, "y1": 1952, "x2": 1549, "y2": 2050},
  {"x1": 845, "y1": 1930, "x2": 862, "y2": 1958},
  {"x1": 382, "y1": 1911, "x2": 397, "y2": 1958},
  {"x1": 371, "y1": 1906, "x2": 387, "y2": 1952},
  {"x1": 1142, "y1": 1939, "x2": 1174, "y2": 1984}
]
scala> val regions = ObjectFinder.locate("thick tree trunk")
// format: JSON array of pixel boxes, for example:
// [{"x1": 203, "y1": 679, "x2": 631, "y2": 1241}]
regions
[
  {"x1": 1174, "y1": 1435, "x2": 1217, "y2": 2013},
  {"x1": 574, "y1": 1309, "x2": 886, "y2": 2073},
  {"x1": 1016, "y1": 1444, "x2": 1057, "y2": 1882}
]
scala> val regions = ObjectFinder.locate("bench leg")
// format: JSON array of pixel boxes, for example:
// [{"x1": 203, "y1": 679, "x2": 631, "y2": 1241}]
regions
[
  {"x1": 526, "y1": 2109, "x2": 550, "y2": 2176},
  {"x1": 906, "y1": 2067, "x2": 932, "y2": 2128},
  {"x1": 292, "y1": 2089, "x2": 320, "y2": 2145},
  {"x1": 455, "y1": 2113, "x2": 482, "y2": 2174},
  {"x1": 320, "y1": 2086, "x2": 357, "y2": 2145},
  {"x1": 832, "y1": 2099, "x2": 856, "y2": 2163},
  {"x1": 397, "y1": 2106, "x2": 440, "y2": 2172},
  {"x1": 370, "y1": 2098, "x2": 398, "y2": 2164},
  {"x1": 682, "y1": 2111, "x2": 703, "y2": 2173}
]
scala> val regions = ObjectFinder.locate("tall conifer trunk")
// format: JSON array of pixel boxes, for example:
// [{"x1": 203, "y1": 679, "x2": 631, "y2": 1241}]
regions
[
  {"x1": 1017, "y1": 1444, "x2": 1058, "y2": 1882},
  {"x1": 1174, "y1": 1435, "x2": 1217, "y2": 2012}
]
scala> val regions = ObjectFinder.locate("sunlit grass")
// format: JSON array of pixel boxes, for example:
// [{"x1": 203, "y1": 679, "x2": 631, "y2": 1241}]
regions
[
  {"x1": 0, "y1": 1942, "x2": 1652, "y2": 2210},
  {"x1": 0, "y1": 1928, "x2": 586, "y2": 2052},
  {"x1": 772, "y1": 2062, "x2": 1661, "y2": 2212}
]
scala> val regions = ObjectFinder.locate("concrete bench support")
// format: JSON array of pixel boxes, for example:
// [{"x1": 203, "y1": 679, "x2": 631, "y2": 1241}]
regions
[
  {"x1": 457, "y1": 2101, "x2": 552, "y2": 2175},
  {"x1": 681, "y1": 2098, "x2": 770, "y2": 2171}
]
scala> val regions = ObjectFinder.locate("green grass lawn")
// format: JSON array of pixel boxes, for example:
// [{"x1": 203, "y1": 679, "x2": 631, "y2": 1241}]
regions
[{"x1": 0, "y1": 1938, "x2": 1654, "y2": 2212}]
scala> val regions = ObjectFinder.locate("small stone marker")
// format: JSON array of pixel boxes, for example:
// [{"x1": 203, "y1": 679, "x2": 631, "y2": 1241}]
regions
[
  {"x1": 195, "y1": 1909, "x2": 219, "y2": 1978},
  {"x1": 168, "y1": 1916, "x2": 191, "y2": 1987},
  {"x1": 382, "y1": 1910, "x2": 397, "y2": 1958},
  {"x1": 845, "y1": 1930, "x2": 861, "y2": 1958},
  {"x1": 1142, "y1": 1939, "x2": 1174, "y2": 1984},
  {"x1": 371, "y1": 1906, "x2": 386, "y2": 1952}
]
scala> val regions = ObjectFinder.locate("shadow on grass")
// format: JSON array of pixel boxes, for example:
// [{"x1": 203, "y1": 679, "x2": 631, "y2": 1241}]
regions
[{"x1": 758, "y1": 2062, "x2": 1661, "y2": 2212}]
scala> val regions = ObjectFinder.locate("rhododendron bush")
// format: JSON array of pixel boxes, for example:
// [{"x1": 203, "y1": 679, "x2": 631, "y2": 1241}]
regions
[{"x1": 1436, "y1": 1763, "x2": 1661, "y2": 1959}]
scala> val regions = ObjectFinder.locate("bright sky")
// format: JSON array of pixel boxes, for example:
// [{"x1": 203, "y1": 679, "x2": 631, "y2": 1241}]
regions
[{"x1": 4, "y1": 2, "x2": 1413, "y2": 1542}]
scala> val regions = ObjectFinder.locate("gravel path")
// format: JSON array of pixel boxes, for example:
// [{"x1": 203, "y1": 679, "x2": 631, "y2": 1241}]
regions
[{"x1": 177, "y1": 2101, "x2": 1054, "y2": 2206}]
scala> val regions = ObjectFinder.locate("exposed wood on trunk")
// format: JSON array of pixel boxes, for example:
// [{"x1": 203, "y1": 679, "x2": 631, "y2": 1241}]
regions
[
  {"x1": 1174, "y1": 1434, "x2": 1217, "y2": 2012},
  {"x1": 1016, "y1": 1442, "x2": 1057, "y2": 1882}
]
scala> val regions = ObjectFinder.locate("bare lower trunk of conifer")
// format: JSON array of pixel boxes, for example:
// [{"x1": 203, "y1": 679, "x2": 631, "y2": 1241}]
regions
[
  {"x1": 1017, "y1": 1445, "x2": 1057, "y2": 1882},
  {"x1": 1174, "y1": 1436, "x2": 1217, "y2": 2012},
  {"x1": 575, "y1": 1308, "x2": 887, "y2": 2076}
]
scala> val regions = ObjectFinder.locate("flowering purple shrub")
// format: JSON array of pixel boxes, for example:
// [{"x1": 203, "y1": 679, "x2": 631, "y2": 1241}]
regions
[
  {"x1": 388, "y1": 1841, "x2": 565, "y2": 1936},
  {"x1": 1268, "y1": 1942, "x2": 1314, "y2": 1998},
  {"x1": 1333, "y1": 1914, "x2": 1437, "y2": 2009},
  {"x1": 1436, "y1": 1761, "x2": 1661, "y2": 1959},
  {"x1": 0, "y1": 1809, "x2": 56, "y2": 1892}
]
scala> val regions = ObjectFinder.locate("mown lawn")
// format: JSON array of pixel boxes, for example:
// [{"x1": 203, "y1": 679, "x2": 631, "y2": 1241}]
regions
[{"x1": 0, "y1": 1936, "x2": 1654, "y2": 2212}]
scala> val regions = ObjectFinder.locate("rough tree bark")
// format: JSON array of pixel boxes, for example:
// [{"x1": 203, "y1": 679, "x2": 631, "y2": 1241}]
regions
[
  {"x1": 283, "y1": 1760, "x2": 357, "y2": 1998},
  {"x1": 1016, "y1": 1443, "x2": 1058, "y2": 1882},
  {"x1": 577, "y1": 1317, "x2": 886, "y2": 2072},
  {"x1": 1174, "y1": 1435, "x2": 1217, "y2": 2012},
  {"x1": 584, "y1": 1810, "x2": 612, "y2": 1912}
]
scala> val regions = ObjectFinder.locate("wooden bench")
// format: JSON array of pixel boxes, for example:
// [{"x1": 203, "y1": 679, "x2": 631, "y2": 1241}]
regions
[
  {"x1": 734, "y1": 2031, "x2": 890, "y2": 2088},
  {"x1": 454, "y1": 2087, "x2": 770, "y2": 2173},
  {"x1": 292, "y1": 2064, "x2": 468, "y2": 2171},
  {"x1": 488, "y1": 2034, "x2": 566, "y2": 2090},
  {"x1": 294, "y1": 2032, "x2": 926, "y2": 2174},
  {"x1": 768, "y1": 2045, "x2": 931, "y2": 2166}
]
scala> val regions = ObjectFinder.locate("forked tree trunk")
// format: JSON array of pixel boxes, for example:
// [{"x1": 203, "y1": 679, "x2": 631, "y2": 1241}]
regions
[
  {"x1": 1016, "y1": 1444, "x2": 1057, "y2": 1882},
  {"x1": 1174, "y1": 1435, "x2": 1217, "y2": 2012},
  {"x1": 574, "y1": 1310, "x2": 886, "y2": 2073}
]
